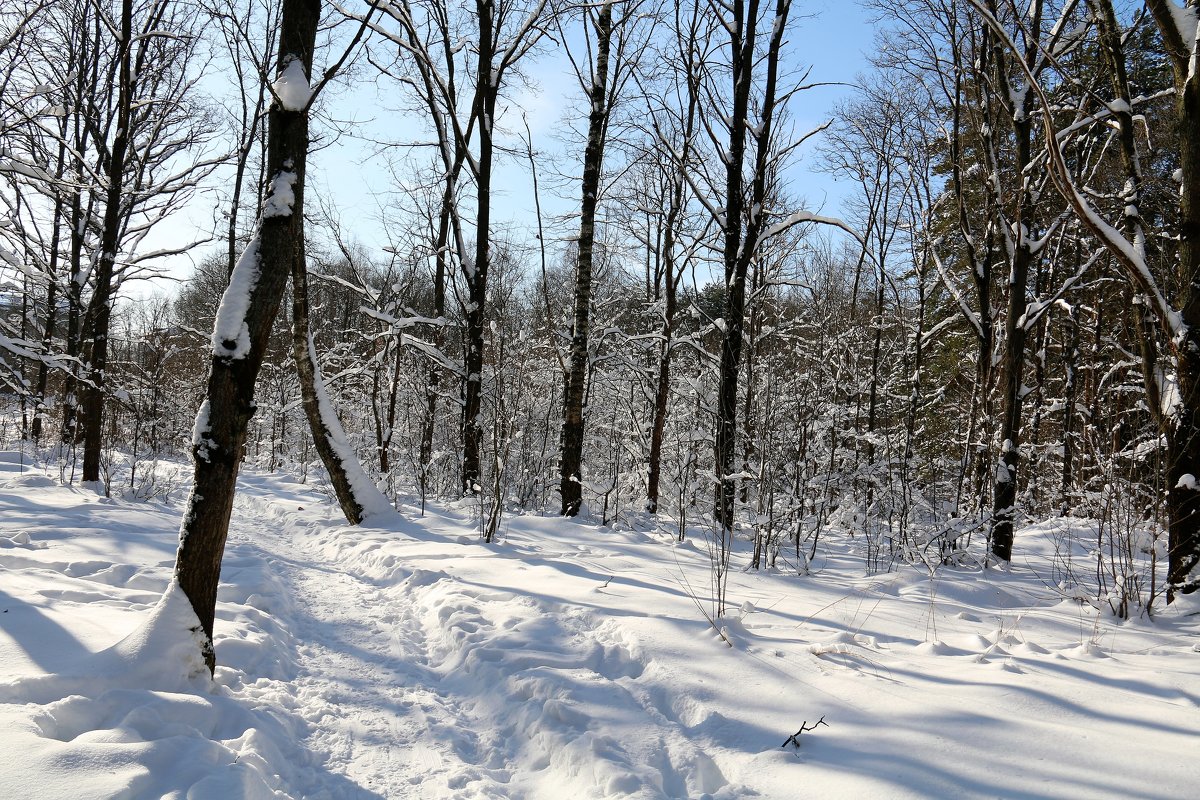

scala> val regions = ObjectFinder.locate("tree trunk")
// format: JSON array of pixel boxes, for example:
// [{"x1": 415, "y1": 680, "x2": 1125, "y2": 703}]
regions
[
  {"x1": 419, "y1": 196, "x2": 450, "y2": 508},
  {"x1": 291, "y1": 249, "x2": 393, "y2": 525},
  {"x1": 646, "y1": 282, "x2": 676, "y2": 513},
  {"x1": 60, "y1": 188, "x2": 86, "y2": 447},
  {"x1": 988, "y1": 0, "x2": 1041, "y2": 563},
  {"x1": 1152, "y1": 0, "x2": 1200, "y2": 598},
  {"x1": 714, "y1": 0, "x2": 757, "y2": 534},
  {"x1": 31, "y1": 196, "x2": 63, "y2": 444},
  {"x1": 79, "y1": 0, "x2": 135, "y2": 483},
  {"x1": 560, "y1": 3, "x2": 613, "y2": 516},
  {"x1": 173, "y1": 0, "x2": 320, "y2": 674},
  {"x1": 715, "y1": 0, "x2": 788, "y2": 534},
  {"x1": 461, "y1": 0, "x2": 496, "y2": 496}
]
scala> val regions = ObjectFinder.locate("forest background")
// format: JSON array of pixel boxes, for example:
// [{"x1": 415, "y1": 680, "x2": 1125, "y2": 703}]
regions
[{"x1": 2, "y1": 0, "x2": 1199, "y2": 646}]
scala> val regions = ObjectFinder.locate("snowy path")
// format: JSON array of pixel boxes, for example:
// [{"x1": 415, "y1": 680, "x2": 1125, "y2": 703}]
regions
[
  {"x1": 244, "y1": 536, "x2": 514, "y2": 798},
  {"x1": 3, "y1": 462, "x2": 1198, "y2": 799},
  {"x1": 228, "y1": 484, "x2": 737, "y2": 799},
  {"x1": 216, "y1": 481, "x2": 1200, "y2": 800}
]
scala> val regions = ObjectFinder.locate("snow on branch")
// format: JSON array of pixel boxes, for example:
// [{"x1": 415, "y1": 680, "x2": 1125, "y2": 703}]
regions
[
  {"x1": 762, "y1": 210, "x2": 862, "y2": 245},
  {"x1": 966, "y1": 0, "x2": 1184, "y2": 344}
]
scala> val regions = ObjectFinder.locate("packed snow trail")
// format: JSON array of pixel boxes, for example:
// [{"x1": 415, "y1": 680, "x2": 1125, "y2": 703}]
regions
[
  {"x1": 3, "y1": 460, "x2": 1198, "y2": 798},
  {"x1": 227, "y1": 476, "x2": 745, "y2": 799}
]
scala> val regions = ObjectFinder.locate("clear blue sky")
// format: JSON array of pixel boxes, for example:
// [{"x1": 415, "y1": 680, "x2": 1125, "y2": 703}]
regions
[
  {"x1": 138, "y1": 1, "x2": 875, "y2": 295},
  {"x1": 309, "y1": 1, "x2": 875, "y2": 263}
]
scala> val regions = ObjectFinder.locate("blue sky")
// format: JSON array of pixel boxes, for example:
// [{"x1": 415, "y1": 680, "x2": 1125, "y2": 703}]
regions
[
  {"x1": 308, "y1": 1, "x2": 876, "y2": 265},
  {"x1": 138, "y1": 1, "x2": 876, "y2": 295}
]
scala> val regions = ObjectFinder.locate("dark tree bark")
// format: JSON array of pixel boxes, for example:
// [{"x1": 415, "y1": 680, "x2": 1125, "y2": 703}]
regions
[
  {"x1": 173, "y1": 0, "x2": 320, "y2": 674},
  {"x1": 715, "y1": 0, "x2": 788, "y2": 533},
  {"x1": 560, "y1": 2, "x2": 613, "y2": 516},
  {"x1": 79, "y1": 0, "x2": 136, "y2": 483},
  {"x1": 461, "y1": 0, "x2": 496, "y2": 496},
  {"x1": 1144, "y1": 0, "x2": 1200, "y2": 598},
  {"x1": 988, "y1": 0, "x2": 1042, "y2": 564},
  {"x1": 714, "y1": 0, "x2": 756, "y2": 534}
]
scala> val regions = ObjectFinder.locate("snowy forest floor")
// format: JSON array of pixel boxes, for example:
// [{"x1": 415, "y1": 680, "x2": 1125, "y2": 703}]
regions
[{"x1": 0, "y1": 451, "x2": 1196, "y2": 799}]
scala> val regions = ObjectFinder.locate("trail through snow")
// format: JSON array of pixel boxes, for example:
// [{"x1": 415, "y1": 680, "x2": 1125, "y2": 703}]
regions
[
  {"x1": 233, "y1": 481, "x2": 737, "y2": 799},
  {"x1": 2, "y1": 458, "x2": 1198, "y2": 799}
]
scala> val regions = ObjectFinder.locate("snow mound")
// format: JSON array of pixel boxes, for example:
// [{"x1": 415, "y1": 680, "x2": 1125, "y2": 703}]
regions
[
  {"x1": 0, "y1": 582, "x2": 297, "y2": 799},
  {"x1": 0, "y1": 472, "x2": 58, "y2": 489},
  {"x1": 0, "y1": 581, "x2": 208, "y2": 705}
]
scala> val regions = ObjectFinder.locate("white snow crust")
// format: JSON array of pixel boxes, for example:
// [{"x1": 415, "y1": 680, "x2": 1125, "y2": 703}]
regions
[
  {"x1": 211, "y1": 235, "x2": 260, "y2": 360},
  {"x1": 271, "y1": 56, "x2": 312, "y2": 112},
  {"x1": 1, "y1": 452, "x2": 1197, "y2": 798}
]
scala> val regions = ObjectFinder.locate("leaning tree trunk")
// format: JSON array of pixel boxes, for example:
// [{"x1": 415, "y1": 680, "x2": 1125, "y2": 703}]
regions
[
  {"x1": 291, "y1": 249, "x2": 394, "y2": 525},
  {"x1": 1150, "y1": 0, "x2": 1200, "y2": 598},
  {"x1": 560, "y1": 2, "x2": 613, "y2": 516},
  {"x1": 173, "y1": 0, "x2": 320, "y2": 675}
]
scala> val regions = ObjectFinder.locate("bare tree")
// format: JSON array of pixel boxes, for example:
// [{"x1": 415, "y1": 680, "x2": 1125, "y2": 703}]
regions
[
  {"x1": 368, "y1": 0, "x2": 549, "y2": 497},
  {"x1": 174, "y1": 0, "x2": 323, "y2": 674},
  {"x1": 968, "y1": 0, "x2": 1200, "y2": 597},
  {"x1": 559, "y1": 0, "x2": 646, "y2": 515}
]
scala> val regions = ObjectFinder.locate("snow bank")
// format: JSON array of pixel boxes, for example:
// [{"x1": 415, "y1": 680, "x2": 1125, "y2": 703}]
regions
[{"x1": 0, "y1": 580, "x2": 207, "y2": 705}]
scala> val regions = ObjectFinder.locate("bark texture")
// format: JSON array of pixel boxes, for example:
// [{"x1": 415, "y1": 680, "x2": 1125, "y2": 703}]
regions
[
  {"x1": 560, "y1": 3, "x2": 613, "y2": 516},
  {"x1": 173, "y1": 0, "x2": 320, "y2": 674}
]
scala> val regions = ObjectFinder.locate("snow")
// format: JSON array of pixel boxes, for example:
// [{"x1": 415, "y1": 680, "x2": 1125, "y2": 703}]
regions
[
  {"x1": 191, "y1": 398, "x2": 214, "y2": 462},
  {"x1": 1157, "y1": 364, "x2": 1181, "y2": 419},
  {"x1": 1, "y1": 453, "x2": 1197, "y2": 798},
  {"x1": 211, "y1": 235, "x2": 260, "y2": 360},
  {"x1": 262, "y1": 171, "x2": 297, "y2": 219},
  {"x1": 271, "y1": 56, "x2": 312, "y2": 112},
  {"x1": 1165, "y1": 1, "x2": 1199, "y2": 79},
  {"x1": 304, "y1": 332, "x2": 396, "y2": 521}
]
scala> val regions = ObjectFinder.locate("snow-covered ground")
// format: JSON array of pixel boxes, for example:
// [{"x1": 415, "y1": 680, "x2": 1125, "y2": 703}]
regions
[{"x1": 1, "y1": 451, "x2": 1196, "y2": 799}]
